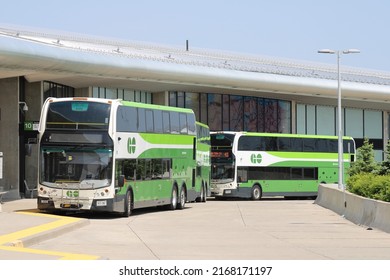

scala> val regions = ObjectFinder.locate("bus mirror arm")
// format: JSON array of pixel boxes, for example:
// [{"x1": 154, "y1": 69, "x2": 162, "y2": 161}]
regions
[
  {"x1": 118, "y1": 175, "x2": 125, "y2": 188},
  {"x1": 25, "y1": 144, "x2": 32, "y2": 157}
]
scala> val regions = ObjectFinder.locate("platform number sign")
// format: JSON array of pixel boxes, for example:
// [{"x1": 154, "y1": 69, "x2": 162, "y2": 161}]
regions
[{"x1": 24, "y1": 121, "x2": 39, "y2": 131}]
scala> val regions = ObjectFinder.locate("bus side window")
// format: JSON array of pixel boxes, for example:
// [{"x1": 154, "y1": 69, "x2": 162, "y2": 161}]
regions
[
  {"x1": 145, "y1": 109, "x2": 154, "y2": 132},
  {"x1": 187, "y1": 113, "x2": 196, "y2": 135},
  {"x1": 316, "y1": 139, "x2": 328, "y2": 153},
  {"x1": 152, "y1": 159, "x2": 163, "y2": 179},
  {"x1": 303, "y1": 168, "x2": 317, "y2": 180},
  {"x1": 137, "y1": 108, "x2": 146, "y2": 132},
  {"x1": 136, "y1": 159, "x2": 144, "y2": 180},
  {"x1": 162, "y1": 159, "x2": 171, "y2": 179},
  {"x1": 291, "y1": 168, "x2": 303, "y2": 179},
  {"x1": 170, "y1": 112, "x2": 180, "y2": 134},
  {"x1": 237, "y1": 168, "x2": 247, "y2": 182},
  {"x1": 117, "y1": 106, "x2": 137, "y2": 132},
  {"x1": 303, "y1": 139, "x2": 315, "y2": 152},
  {"x1": 128, "y1": 107, "x2": 137, "y2": 131},
  {"x1": 179, "y1": 113, "x2": 188, "y2": 134},
  {"x1": 154, "y1": 110, "x2": 163, "y2": 133},
  {"x1": 145, "y1": 159, "x2": 152, "y2": 180},
  {"x1": 290, "y1": 138, "x2": 303, "y2": 152},
  {"x1": 278, "y1": 137, "x2": 290, "y2": 151},
  {"x1": 329, "y1": 140, "x2": 338, "y2": 153},
  {"x1": 162, "y1": 111, "x2": 170, "y2": 133},
  {"x1": 123, "y1": 159, "x2": 137, "y2": 180},
  {"x1": 264, "y1": 137, "x2": 277, "y2": 151}
]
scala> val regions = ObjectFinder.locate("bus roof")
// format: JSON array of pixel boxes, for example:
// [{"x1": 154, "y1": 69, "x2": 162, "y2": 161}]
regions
[
  {"x1": 43, "y1": 97, "x2": 195, "y2": 114},
  {"x1": 45, "y1": 97, "x2": 115, "y2": 104},
  {"x1": 196, "y1": 121, "x2": 210, "y2": 129},
  {"x1": 211, "y1": 131, "x2": 354, "y2": 140},
  {"x1": 120, "y1": 100, "x2": 194, "y2": 114}
]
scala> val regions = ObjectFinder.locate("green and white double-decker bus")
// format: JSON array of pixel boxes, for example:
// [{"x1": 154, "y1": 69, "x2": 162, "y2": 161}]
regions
[
  {"x1": 210, "y1": 131, "x2": 356, "y2": 200},
  {"x1": 195, "y1": 122, "x2": 211, "y2": 202},
  {"x1": 37, "y1": 97, "x2": 200, "y2": 216}
]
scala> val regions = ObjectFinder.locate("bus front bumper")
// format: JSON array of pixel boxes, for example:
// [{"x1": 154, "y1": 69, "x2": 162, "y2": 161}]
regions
[
  {"x1": 37, "y1": 196, "x2": 120, "y2": 212},
  {"x1": 211, "y1": 187, "x2": 251, "y2": 198}
]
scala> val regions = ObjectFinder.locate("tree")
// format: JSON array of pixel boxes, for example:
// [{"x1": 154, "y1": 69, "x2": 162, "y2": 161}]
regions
[
  {"x1": 379, "y1": 140, "x2": 390, "y2": 175},
  {"x1": 349, "y1": 137, "x2": 379, "y2": 176}
]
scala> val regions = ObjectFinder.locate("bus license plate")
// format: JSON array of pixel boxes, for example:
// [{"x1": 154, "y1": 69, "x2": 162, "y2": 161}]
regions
[{"x1": 96, "y1": 200, "x2": 107, "y2": 207}]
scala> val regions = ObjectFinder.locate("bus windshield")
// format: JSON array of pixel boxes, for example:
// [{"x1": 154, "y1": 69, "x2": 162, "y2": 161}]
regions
[
  {"x1": 212, "y1": 163, "x2": 234, "y2": 181},
  {"x1": 40, "y1": 146, "x2": 113, "y2": 189},
  {"x1": 46, "y1": 101, "x2": 111, "y2": 130},
  {"x1": 211, "y1": 133, "x2": 236, "y2": 182}
]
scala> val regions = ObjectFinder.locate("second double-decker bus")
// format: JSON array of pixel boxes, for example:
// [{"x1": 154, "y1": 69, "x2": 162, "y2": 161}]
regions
[
  {"x1": 37, "y1": 97, "x2": 199, "y2": 216},
  {"x1": 210, "y1": 131, "x2": 355, "y2": 200}
]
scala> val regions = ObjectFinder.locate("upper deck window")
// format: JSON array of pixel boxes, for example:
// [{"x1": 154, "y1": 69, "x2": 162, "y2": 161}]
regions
[{"x1": 46, "y1": 101, "x2": 111, "y2": 130}]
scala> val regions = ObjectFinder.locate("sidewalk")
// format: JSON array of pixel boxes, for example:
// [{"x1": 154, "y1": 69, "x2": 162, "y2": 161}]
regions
[{"x1": 0, "y1": 198, "x2": 91, "y2": 259}]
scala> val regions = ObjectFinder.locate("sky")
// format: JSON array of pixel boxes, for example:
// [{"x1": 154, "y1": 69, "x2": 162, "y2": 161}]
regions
[{"x1": 1, "y1": 0, "x2": 390, "y2": 72}]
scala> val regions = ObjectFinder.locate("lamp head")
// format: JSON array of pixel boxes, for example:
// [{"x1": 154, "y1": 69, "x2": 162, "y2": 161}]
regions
[
  {"x1": 318, "y1": 49, "x2": 336, "y2": 54},
  {"x1": 19, "y1": 102, "x2": 28, "y2": 111},
  {"x1": 343, "y1": 49, "x2": 360, "y2": 54}
]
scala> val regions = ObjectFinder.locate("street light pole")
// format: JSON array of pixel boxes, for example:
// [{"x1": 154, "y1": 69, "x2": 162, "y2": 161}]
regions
[
  {"x1": 336, "y1": 50, "x2": 343, "y2": 192},
  {"x1": 318, "y1": 48, "x2": 360, "y2": 208}
]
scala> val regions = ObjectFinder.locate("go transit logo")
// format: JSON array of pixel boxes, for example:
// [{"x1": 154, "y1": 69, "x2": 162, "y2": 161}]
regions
[
  {"x1": 66, "y1": 190, "x2": 79, "y2": 197},
  {"x1": 127, "y1": 137, "x2": 136, "y2": 154},
  {"x1": 250, "y1": 153, "x2": 262, "y2": 164}
]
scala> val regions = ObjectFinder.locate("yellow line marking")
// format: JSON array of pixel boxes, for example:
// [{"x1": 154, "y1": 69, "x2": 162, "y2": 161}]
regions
[
  {"x1": 0, "y1": 245, "x2": 99, "y2": 260},
  {"x1": 0, "y1": 212, "x2": 81, "y2": 245},
  {"x1": 0, "y1": 211, "x2": 100, "y2": 260}
]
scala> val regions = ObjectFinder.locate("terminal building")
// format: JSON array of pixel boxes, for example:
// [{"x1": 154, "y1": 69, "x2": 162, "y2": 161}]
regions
[{"x1": 1, "y1": 26, "x2": 390, "y2": 199}]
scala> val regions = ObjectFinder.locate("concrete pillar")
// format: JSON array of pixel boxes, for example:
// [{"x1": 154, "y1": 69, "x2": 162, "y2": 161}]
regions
[
  {"x1": 291, "y1": 100, "x2": 297, "y2": 134},
  {"x1": 0, "y1": 77, "x2": 20, "y2": 199}
]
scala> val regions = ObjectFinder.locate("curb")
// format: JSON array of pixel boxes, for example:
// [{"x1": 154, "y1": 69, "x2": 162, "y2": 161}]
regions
[
  {"x1": 4, "y1": 216, "x2": 90, "y2": 248},
  {"x1": 315, "y1": 184, "x2": 390, "y2": 233}
]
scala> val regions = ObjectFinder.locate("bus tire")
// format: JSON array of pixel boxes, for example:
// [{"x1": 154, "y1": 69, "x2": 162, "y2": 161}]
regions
[
  {"x1": 177, "y1": 186, "x2": 186, "y2": 209},
  {"x1": 168, "y1": 185, "x2": 178, "y2": 210},
  {"x1": 202, "y1": 185, "x2": 207, "y2": 203},
  {"x1": 122, "y1": 190, "x2": 132, "y2": 217},
  {"x1": 251, "y1": 184, "x2": 262, "y2": 200},
  {"x1": 196, "y1": 184, "x2": 205, "y2": 203}
]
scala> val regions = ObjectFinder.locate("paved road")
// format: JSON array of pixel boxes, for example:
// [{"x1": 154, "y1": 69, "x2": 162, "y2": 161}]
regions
[{"x1": 23, "y1": 198, "x2": 390, "y2": 260}]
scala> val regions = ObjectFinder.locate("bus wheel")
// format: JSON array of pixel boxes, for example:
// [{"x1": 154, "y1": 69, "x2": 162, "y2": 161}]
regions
[
  {"x1": 177, "y1": 186, "x2": 186, "y2": 209},
  {"x1": 251, "y1": 185, "x2": 262, "y2": 200},
  {"x1": 168, "y1": 186, "x2": 178, "y2": 210},
  {"x1": 122, "y1": 191, "x2": 132, "y2": 217},
  {"x1": 202, "y1": 186, "x2": 207, "y2": 203},
  {"x1": 196, "y1": 185, "x2": 205, "y2": 203}
]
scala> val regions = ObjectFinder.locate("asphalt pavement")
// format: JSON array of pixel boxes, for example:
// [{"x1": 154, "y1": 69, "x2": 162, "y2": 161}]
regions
[{"x1": 2, "y1": 197, "x2": 390, "y2": 260}]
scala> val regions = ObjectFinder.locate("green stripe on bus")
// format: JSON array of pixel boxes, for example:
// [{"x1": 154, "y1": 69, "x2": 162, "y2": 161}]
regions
[
  {"x1": 138, "y1": 148, "x2": 194, "y2": 159},
  {"x1": 267, "y1": 152, "x2": 351, "y2": 160},
  {"x1": 140, "y1": 133, "x2": 194, "y2": 145}
]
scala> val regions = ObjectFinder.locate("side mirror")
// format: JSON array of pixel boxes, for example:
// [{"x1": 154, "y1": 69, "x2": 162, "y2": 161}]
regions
[{"x1": 118, "y1": 175, "x2": 125, "y2": 188}]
